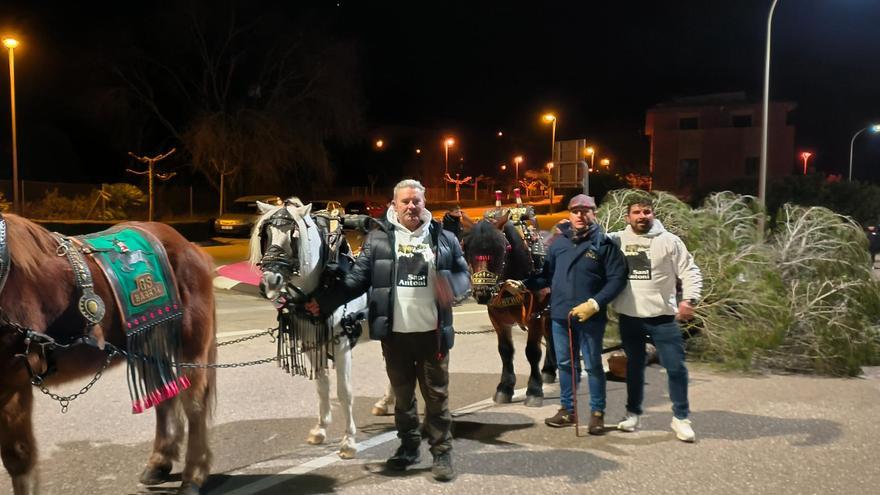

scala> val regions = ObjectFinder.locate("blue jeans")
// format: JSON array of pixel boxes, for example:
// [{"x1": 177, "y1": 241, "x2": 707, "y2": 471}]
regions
[
  {"x1": 619, "y1": 314, "x2": 690, "y2": 419},
  {"x1": 552, "y1": 318, "x2": 606, "y2": 413}
]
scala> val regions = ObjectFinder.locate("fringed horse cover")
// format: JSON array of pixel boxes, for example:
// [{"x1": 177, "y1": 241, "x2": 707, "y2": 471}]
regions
[
  {"x1": 77, "y1": 226, "x2": 187, "y2": 414},
  {"x1": 276, "y1": 311, "x2": 332, "y2": 379}
]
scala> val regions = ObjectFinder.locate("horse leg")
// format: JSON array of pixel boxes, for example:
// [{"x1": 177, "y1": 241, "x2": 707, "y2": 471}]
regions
[
  {"x1": 371, "y1": 381, "x2": 395, "y2": 416},
  {"x1": 333, "y1": 336, "x2": 357, "y2": 459},
  {"x1": 493, "y1": 318, "x2": 516, "y2": 404},
  {"x1": 307, "y1": 362, "x2": 331, "y2": 446},
  {"x1": 523, "y1": 319, "x2": 545, "y2": 407},
  {"x1": 139, "y1": 399, "x2": 184, "y2": 485},
  {"x1": 0, "y1": 385, "x2": 38, "y2": 495},
  {"x1": 178, "y1": 367, "x2": 214, "y2": 495},
  {"x1": 540, "y1": 315, "x2": 558, "y2": 384}
]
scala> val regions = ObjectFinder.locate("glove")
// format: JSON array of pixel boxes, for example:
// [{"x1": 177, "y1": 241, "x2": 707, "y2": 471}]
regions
[
  {"x1": 570, "y1": 298, "x2": 600, "y2": 322},
  {"x1": 502, "y1": 279, "x2": 526, "y2": 295}
]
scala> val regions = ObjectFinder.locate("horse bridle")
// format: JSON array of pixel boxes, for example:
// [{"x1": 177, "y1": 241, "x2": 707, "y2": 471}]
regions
[
  {"x1": 258, "y1": 206, "x2": 302, "y2": 280},
  {"x1": 470, "y1": 237, "x2": 510, "y2": 302}
]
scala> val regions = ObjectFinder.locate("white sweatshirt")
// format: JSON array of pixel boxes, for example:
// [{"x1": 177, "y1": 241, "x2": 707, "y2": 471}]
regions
[
  {"x1": 610, "y1": 220, "x2": 702, "y2": 318},
  {"x1": 387, "y1": 207, "x2": 439, "y2": 333}
]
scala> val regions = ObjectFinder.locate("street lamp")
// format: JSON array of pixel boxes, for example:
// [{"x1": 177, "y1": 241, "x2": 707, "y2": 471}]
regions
[
  {"x1": 542, "y1": 114, "x2": 557, "y2": 162},
  {"x1": 444, "y1": 137, "x2": 455, "y2": 199},
  {"x1": 546, "y1": 162, "x2": 555, "y2": 213},
  {"x1": 375, "y1": 139, "x2": 384, "y2": 149},
  {"x1": 600, "y1": 158, "x2": 611, "y2": 170},
  {"x1": 585, "y1": 146, "x2": 596, "y2": 171},
  {"x1": 513, "y1": 155, "x2": 523, "y2": 187},
  {"x1": 848, "y1": 124, "x2": 880, "y2": 181},
  {"x1": 758, "y1": 0, "x2": 780, "y2": 212},
  {"x1": 800, "y1": 152, "x2": 813, "y2": 175},
  {"x1": 3, "y1": 37, "x2": 19, "y2": 213}
]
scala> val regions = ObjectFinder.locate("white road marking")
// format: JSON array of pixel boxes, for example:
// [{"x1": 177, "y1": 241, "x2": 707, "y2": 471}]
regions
[{"x1": 217, "y1": 386, "x2": 529, "y2": 495}]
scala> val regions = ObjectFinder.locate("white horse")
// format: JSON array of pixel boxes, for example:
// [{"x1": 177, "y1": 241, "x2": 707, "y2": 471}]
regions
[{"x1": 248, "y1": 198, "x2": 371, "y2": 459}]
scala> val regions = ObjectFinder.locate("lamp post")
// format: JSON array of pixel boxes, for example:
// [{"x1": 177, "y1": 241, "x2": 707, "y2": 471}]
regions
[
  {"x1": 800, "y1": 152, "x2": 813, "y2": 175},
  {"x1": 543, "y1": 114, "x2": 557, "y2": 162},
  {"x1": 444, "y1": 138, "x2": 454, "y2": 200},
  {"x1": 546, "y1": 162, "x2": 555, "y2": 213},
  {"x1": 513, "y1": 155, "x2": 523, "y2": 188},
  {"x1": 3, "y1": 37, "x2": 19, "y2": 213},
  {"x1": 758, "y1": 0, "x2": 780, "y2": 211},
  {"x1": 848, "y1": 124, "x2": 880, "y2": 181},
  {"x1": 586, "y1": 146, "x2": 595, "y2": 171}
]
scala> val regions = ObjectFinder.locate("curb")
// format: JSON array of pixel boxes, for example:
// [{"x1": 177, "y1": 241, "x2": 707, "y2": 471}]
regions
[{"x1": 212, "y1": 275, "x2": 261, "y2": 296}]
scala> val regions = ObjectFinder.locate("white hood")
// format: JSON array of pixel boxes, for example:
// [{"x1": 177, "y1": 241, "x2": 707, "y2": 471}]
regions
[{"x1": 387, "y1": 206, "x2": 439, "y2": 333}]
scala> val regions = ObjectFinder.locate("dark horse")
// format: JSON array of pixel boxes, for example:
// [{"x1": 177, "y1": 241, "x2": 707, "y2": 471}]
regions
[
  {"x1": 0, "y1": 214, "x2": 216, "y2": 495},
  {"x1": 462, "y1": 215, "x2": 556, "y2": 407}
]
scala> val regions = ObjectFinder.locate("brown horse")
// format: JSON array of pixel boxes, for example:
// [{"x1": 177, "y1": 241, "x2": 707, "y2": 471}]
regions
[
  {"x1": 0, "y1": 214, "x2": 216, "y2": 495},
  {"x1": 462, "y1": 216, "x2": 556, "y2": 407}
]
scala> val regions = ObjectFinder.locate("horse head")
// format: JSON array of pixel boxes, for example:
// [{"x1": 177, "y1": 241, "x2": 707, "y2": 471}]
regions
[
  {"x1": 248, "y1": 197, "x2": 323, "y2": 303},
  {"x1": 463, "y1": 213, "x2": 537, "y2": 305}
]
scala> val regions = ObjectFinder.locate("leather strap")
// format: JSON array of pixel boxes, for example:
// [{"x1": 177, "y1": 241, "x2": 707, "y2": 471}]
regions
[{"x1": 53, "y1": 234, "x2": 106, "y2": 326}]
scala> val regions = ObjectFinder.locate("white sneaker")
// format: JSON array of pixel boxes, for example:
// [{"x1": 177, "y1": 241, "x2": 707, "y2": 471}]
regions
[
  {"x1": 671, "y1": 417, "x2": 695, "y2": 442},
  {"x1": 617, "y1": 412, "x2": 640, "y2": 432}
]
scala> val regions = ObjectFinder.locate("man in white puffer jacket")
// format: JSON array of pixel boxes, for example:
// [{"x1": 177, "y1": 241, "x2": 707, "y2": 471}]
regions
[{"x1": 610, "y1": 197, "x2": 702, "y2": 442}]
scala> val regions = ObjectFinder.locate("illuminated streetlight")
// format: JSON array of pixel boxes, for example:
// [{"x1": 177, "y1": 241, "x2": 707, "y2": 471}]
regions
[
  {"x1": 848, "y1": 124, "x2": 880, "y2": 181},
  {"x1": 600, "y1": 158, "x2": 611, "y2": 169},
  {"x1": 500, "y1": 164, "x2": 507, "y2": 171},
  {"x1": 585, "y1": 146, "x2": 596, "y2": 171},
  {"x1": 2, "y1": 37, "x2": 19, "y2": 212},
  {"x1": 543, "y1": 114, "x2": 557, "y2": 209},
  {"x1": 415, "y1": 148, "x2": 422, "y2": 154},
  {"x1": 513, "y1": 155, "x2": 523, "y2": 187},
  {"x1": 375, "y1": 139, "x2": 384, "y2": 149},
  {"x1": 497, "y1": 131, "x2": 503, "y2": 137},
  {"x1": 546, "y1": 162, "x2": 555, "y2": 213},
  {"x1": 800, "y1": 152, "x2": 813, "y2": 175},
  {"x1": 444, "y1": 138, "x2": 455, "y2": 199}
]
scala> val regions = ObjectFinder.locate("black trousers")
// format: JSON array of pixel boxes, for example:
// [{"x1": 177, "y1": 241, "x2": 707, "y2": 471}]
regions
[{"x1": 382, "y1": 330, "x2": 452, "y2": 455}]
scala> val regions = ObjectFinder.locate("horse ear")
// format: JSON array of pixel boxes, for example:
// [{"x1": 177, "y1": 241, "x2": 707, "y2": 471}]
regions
[
  {"x1": 256, "y1": 201, "x2": 275, "y2": 214},
  {"x1": 296, "y1": 203, "x2": 312, "y2": 217},
  {"x1": 494, "y1": 210, "x2": 510, "y2": 229}
]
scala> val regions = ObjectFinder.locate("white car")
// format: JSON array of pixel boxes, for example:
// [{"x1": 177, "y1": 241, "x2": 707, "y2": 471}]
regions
[{"x1": 213, "y1": 195, "x2": 283, "y2": 236}]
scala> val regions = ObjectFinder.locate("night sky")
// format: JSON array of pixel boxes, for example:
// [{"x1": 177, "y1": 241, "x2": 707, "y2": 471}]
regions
[{"x1": 1, "y1": 0, "x2": 880, "y2": 191}]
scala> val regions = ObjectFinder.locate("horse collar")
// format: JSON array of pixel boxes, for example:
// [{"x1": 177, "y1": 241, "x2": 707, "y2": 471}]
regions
[{"x1": 53, "y1": 234, "x2": 106, "y2": 326}]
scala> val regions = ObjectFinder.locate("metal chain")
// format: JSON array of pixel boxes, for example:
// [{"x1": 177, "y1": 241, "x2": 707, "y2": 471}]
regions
[
  {"x1": 177, "y1": 356, "x2": 280, "y2": 369},
  {"x1": 216, "y1": 328, "x2": 276, "y2": 347},
  {"x1": 34, "y1": 349, "x2": 118, "y2": 414},
  {"x1": 455, "y1": 328, "x2": 497, "y2": 335}
]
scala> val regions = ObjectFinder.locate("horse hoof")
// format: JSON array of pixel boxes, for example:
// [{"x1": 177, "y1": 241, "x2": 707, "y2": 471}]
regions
[
  {"x1": 338, "y1": 445, "x2": 357, "y2": 459},
  {"x1": 306, "y1": 428, "x2": 327, "y2": 445},
  {"x1": 371, "y1": 405, "x2": 390, "y2": 416},
  {"x1": 493, "y1": 391, "x2": 513, "y2": 404},
  {"x1": 139, "y1": 464, "x2": 172, "y2": 486},
  {"x1": 541, "y1": 372, "x2": 557, "y2": 384},
  {"x1": 523, "y1": 395, "x2": 543, "y2": 408},
  {"x1": 177, "y1": 481, "x2": 201, "y2": 495}
]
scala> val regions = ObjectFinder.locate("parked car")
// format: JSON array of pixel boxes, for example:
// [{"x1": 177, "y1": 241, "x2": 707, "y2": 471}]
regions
[
  {"x1": 345, "y1": 200, "x2": 386, "y2": 218},
  {"x1": 213, "y1": 195, "x2": 283, "y2": 236}
]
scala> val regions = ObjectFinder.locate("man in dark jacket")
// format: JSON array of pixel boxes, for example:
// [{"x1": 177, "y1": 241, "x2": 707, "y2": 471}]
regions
[
  {"x1": 513, "y1": 194, "x2": 627, "y2": 434},
  {"x1": 306, "y1": 179, "x2": 470, "y2": 481}
]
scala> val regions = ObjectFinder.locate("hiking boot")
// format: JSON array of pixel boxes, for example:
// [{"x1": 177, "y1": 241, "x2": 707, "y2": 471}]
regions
[
  {"x1": 386, "y1": 444, "x2": 421, "y2": 470},
  {"x1": 431, "y1": 451, "x2": 455, "y2": 482},
  {"x1": 671, "y1": 417, "x2": 695, "y2": 442},
  {"x1": 617, "y1": 412, "x2": 641, "y2": 432},
  {"x1": 588, "y1": 410, "x2": 605, "y2": 435},
  {"x1": 544, "y1": 407, "x2": 576, "y2": 428}
]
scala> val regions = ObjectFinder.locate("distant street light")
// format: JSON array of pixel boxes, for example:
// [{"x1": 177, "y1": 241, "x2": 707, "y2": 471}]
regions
[
  {"x1": 848, "y1": 124, "x2": 880, "y2": 181},
  {"x1": 585, "y1": 146, "x2": 596, "y2": 171},
  {"x1": 497, "y1": 131, "x2": 503, "y2": 137},
  {"x1": 444, "y1": 137, "x2": 455, "y2": 199},
  {"x1": 758, "y1": 0, "x2": 780, "y2": 212},
  {"x1": 500, "y1": 164, "x2": 507, "y2": 171},
  {"x1": 3, "y1": 37, "x2": 20, "y2": 213},
  {"x1": 513, "y1": 155, "x2": 523, "y2": 187},
  {"x1": 543, "y1": 114, "x2": 557, "y2": 211},
  {"x1": 800, "y1": 151, "x2": 813, "y2": 175},
  {"x1": 415, "y1": 148, "x2": 422, "y2": 154},
  {"x1": 546, "y1": 161, "x2": 555, "y2": 213},
  {"x1": 600, "y1": 158, "x2": 611, "y2": 170},
  {"x1": 375, "y1": 139, "x2": 384, "y2": 149}
]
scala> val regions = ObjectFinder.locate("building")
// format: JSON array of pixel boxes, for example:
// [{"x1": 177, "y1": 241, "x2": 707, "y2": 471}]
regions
[{"x1": 645, "y1": 92, "x2": 796, "y2": 198}]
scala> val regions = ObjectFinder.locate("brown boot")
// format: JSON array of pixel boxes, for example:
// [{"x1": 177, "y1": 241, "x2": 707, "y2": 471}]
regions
[
  {"x1": 544, "y1": 407, "x2": 576, "y2": 428},
  {"x1": 588, "y1": 410, "x2": 605, "y2": 435}
]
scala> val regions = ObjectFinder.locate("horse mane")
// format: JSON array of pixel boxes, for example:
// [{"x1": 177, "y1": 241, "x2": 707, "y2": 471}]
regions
[
  {"x1": 5, "y1": 214, "x2": 60, "y2": 281},
  {"x1": 500, "y1": 221, "x2": 534, "y2": 280}
]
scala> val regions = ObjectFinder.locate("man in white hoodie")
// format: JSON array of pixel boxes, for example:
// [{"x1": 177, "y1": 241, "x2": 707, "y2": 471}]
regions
[{"x1": 610, "y1": 197, "x2": 702, "y2": 442}]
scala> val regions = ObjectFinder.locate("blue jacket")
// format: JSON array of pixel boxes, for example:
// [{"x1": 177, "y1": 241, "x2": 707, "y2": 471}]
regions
[{"x1": 525, "y1": 222, "x2": 627, "y2": 324}]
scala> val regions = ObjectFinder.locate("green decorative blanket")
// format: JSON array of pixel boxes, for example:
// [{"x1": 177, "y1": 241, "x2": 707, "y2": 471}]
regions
[{"x1": 77, "y1": 226, "x2": 186, "y2": 414}]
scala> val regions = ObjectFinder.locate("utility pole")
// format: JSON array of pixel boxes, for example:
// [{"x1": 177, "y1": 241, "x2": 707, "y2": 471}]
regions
[{"x1": 126, "y1": 148, "x2": 177, "y2": 222}]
